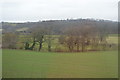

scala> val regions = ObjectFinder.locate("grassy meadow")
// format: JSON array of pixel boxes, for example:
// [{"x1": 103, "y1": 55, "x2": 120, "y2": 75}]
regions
[{"x1": 2, "y1": 49, "x2": 118, "y2": 78}]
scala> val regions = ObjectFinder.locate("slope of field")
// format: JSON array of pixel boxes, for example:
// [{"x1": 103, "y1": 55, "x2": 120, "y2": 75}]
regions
[
  {"x1": 107, "y1": 34, "x2": 118, "y2": 44},
  {"x1": 2, "y1": 49, "x2": 118, "y2": 78}
]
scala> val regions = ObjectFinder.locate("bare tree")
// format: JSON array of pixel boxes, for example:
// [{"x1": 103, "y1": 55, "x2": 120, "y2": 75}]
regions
[
  {"x1": 2, "y1": 32, "x2": 18, "y2": 49},
  {"x1": 59, "y1": 25, "x2": 98, "y2": 52},
  {"x1": 30, "y1": 27, "x2": 47, "y2": 51},
  {"x1": 45, "y1": 26, "x2": 54, "y2": 52}
]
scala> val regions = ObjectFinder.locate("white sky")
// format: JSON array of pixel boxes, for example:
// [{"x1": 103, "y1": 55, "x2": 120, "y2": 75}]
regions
[{"x1": 0, "y1": 0, "x2": 119, "y2": 22}]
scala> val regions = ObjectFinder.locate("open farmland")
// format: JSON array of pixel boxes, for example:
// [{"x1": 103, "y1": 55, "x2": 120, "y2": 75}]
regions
[
  {"x1": 2, "y1": 19, "x2": 118, "y2": 78},
  {"x1": 2, "y1": 49, "x2": 118, "y2": 78}
]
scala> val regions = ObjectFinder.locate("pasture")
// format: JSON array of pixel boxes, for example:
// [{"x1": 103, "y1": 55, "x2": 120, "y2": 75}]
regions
[{"x1": 2, "y1": 49, "x2": 118, "y2": 78}]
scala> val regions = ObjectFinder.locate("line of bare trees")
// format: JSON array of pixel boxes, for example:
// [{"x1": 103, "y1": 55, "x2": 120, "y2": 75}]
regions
[
  {"x1": 58, "y1": 25, "x2": 108, "y2": 52},
  {"x1": 2, "y1": 24, "x2": 113, "y2": 52}
]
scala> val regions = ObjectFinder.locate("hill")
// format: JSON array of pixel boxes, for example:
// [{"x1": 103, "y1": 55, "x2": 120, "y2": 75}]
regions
[{"x1": 2, "y1": 19, "x2": 118, "y2": 34}]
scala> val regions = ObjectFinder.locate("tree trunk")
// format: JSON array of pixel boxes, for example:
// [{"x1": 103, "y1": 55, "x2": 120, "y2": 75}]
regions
[
  {"x1": 29, "y1": 37, "x2": 36, "y2": 50},
  {"x1": 29, "y1": 41, "x2": 35, "y2": 50},
  {"x1": 25, "y1": 42, "x2": 29, "y2": 50},
  {"x1": 48, "y1": 45, "x2": 51, "y2": 52},
  {"x1": 48, "y1": 35, "x2": 52, "y2": 52},
  {"x1": 48, "y1": 40, "x2": 51, "y2": 52},
  {"x1": 39, "y1": 42, "x2": 42, "y2": 51},
  {"x1": 81, "y1": 43, "x2": 85, "y2": 52},
  {"x1": 77, "y1": 45, "x2": 79, "y2": 52},
  {"x1": 38, "y1": 35, "x2": 44, "y2": 51}
]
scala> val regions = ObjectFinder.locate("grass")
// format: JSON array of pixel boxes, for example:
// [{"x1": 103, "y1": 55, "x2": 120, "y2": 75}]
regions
[
  {"x1": 107, "y1": 35, "x2": 118, "y2": 44},
  {"x1": 16, "y1": 27, "x2": 29, "y2": 31},
  {"x1": 2, "y1": 49, "x2": 118, "y2": 78}
]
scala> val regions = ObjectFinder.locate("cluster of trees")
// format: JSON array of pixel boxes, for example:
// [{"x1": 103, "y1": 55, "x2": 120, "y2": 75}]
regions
[
  {"x1": 2, "y1": 33, "x2": 18, "y2": 49},
  {"x1": 24, "y1": 27, "x2": 47, "y2": 51},
  {"x1": 2, "y1": 25, "x2": 112, "y2": 52},
  {"x1": 58, "y1": 25, "x2": 109, "y2": 52},
  {"x1": 2, "y1": 19, "x2": 118, "y2": 52},
  {"x1": 2, "y1": 27, "x2": 54, "y2": 51}
]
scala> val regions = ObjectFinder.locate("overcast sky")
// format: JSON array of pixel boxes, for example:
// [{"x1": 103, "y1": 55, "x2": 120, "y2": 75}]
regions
[{"x1": 0, "y1": 0, "x2": 119, "y2": 22}]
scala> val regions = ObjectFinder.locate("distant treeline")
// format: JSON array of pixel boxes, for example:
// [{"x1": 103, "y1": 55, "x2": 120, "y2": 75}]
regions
[{"x1": 2, "y1": 19, "x2": 118, "y2": 34}]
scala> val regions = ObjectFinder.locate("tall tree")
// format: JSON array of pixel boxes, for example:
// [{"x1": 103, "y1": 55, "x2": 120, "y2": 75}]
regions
[
  {"x1": 2, "y1": 32, "x2": 18, "y2": 49},
  {"x1": 30, "y1": 27, "x2": 46, "y2": 51}
]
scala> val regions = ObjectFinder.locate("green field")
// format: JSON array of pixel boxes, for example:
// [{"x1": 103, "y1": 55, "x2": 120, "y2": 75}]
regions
[{"x1": 3, "y1": 49, "x2": 118, "y2": 78}]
